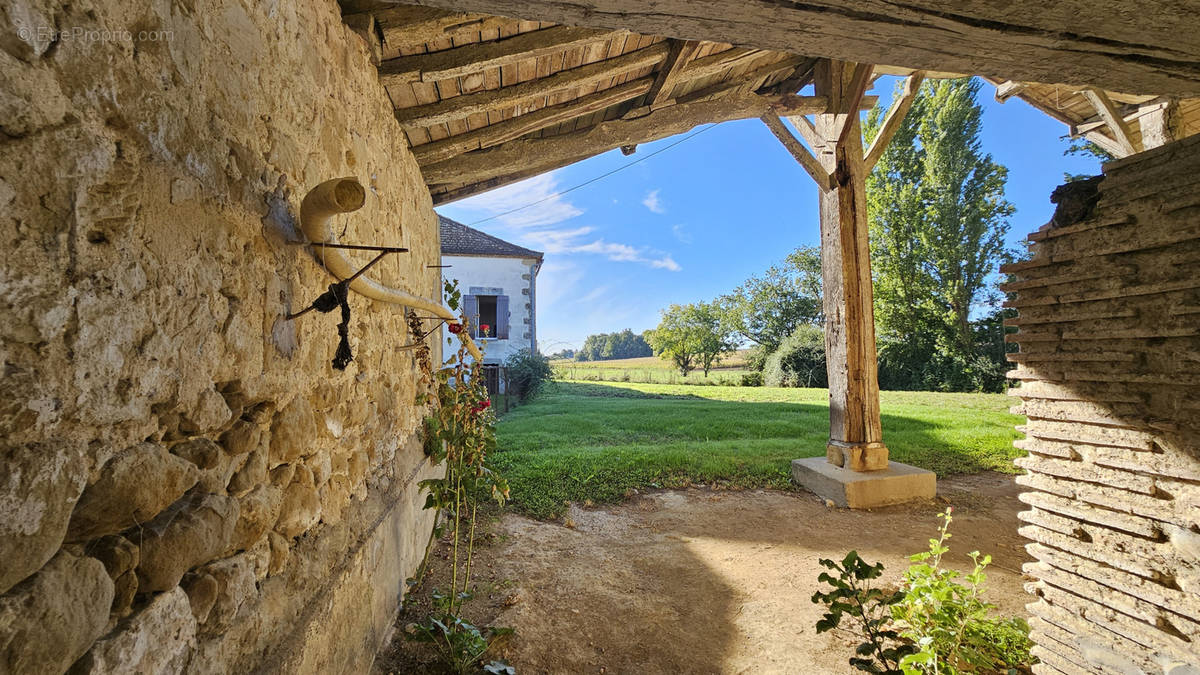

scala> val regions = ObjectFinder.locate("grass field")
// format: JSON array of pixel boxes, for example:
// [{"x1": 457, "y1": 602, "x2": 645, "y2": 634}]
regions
[
  {"x1": 492, "y1": 380, "x2": 1024, "y2": 519},
  {"x1": 551, "y1": 351, "x2": 753, "y2": 386}
]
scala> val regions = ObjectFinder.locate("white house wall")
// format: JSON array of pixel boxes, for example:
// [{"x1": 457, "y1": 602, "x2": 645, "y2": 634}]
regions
[{"x1": 442, "y1": 255, "x2": 539, "y2": 363}]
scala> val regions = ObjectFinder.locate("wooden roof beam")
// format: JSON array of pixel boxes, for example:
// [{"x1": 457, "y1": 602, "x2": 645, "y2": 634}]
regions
[
  {"x1": 678, "y1": 47, "x2": 765, "y2": 82},
  {"x1": 430, "y1": 153, "x2": 597, "y2": 204},
  {"x1": 421, "y1": 92, "x2": 833, "y2": 186},
  {"x1": 379, "y1": 25, "x2": 623, "y2": 84},
  {"x1": 623, "y1": 54, "x2": 812, "y2": 115},
  {"x1": 367, "y1": 5, "x2": 516, "y2": 53},
  {"x1": 401, "y1": 0, "x2": 1200, "y2": 96},
  {"x1": 760, "y1": 114, "x2": 833, "y2": 190},
  {"x1": 1083, "y1": 87, "x2": 1138, "y2": 156},
  {"x1": 834, "y1": 63, "x2": 873, "y2": 144},
  {"x1": 768, "y1": 58, "x2": 819, "y2": 97},
  {"x1": 644, "y1": 39, "x2": 704, "y2": 107},
  {"x1": 993, "y1": 80, "x2": 1029, "y2": 102},
  {"x1": 393, "y1": 41, "x2": 671, "y2": 130},
  {"x1": 411, "y1": 76, "x2": 654, "y2": 164},
  {"x1": 864, "y1": 70, "x2": 925, "y2": 171},
  {"x1": 786, "y1": 114, "x2": 828, "y2": 156}
]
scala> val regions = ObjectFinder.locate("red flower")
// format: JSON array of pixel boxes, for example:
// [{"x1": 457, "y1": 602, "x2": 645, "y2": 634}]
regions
[
  {"x1": 472, "y1": 399, "x2": 491, "y2": 414},
  {"x1": 447, "y1": 322, "x2": 463, "y2": 334},
  {"x1": 480, "y1": 323, "x2": 491, "y2": 335}
]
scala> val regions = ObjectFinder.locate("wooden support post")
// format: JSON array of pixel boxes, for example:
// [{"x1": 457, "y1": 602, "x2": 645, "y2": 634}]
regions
[
  {"x1": 812, "y1": 59, "x2": 887, "y2": 472},
  {"x1": 1139, "y1": 97, "x2": 1181, "y2": 149},
  {"x1": 771, "y1": 59, "x2": 936, "y2": 504}
]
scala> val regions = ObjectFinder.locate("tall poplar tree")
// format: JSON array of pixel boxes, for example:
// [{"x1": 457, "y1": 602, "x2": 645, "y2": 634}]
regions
[{"x1": 865, "y1": 78, "x2": 1014, "y2": 391}]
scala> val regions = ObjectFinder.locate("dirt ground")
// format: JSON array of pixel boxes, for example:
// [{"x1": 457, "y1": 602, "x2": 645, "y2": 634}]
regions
[{"x1": 375, "y1": 473, "x2": 1032, "y2": 674}]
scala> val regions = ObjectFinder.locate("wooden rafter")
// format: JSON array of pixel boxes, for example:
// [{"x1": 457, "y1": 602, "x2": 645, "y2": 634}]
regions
[
  {"x1": 982, "y1": 77, "x2": 1132, "y2": 159},
  {"x1": 835, "y1": 63, "x2": 873, "y2": 144},
  {"x1": 431, "y1": 154, "x2": 594, "y2": 204},
  {"x1": 993, "y1": 80, "x2": 1029, "y2": 103},
  {"x1": 644, "y1": 39, "x2": 703, "y2": 107},
  {"x1": 422, "y1": 93, "x2": 834, "y2": 187},
  {"x1": 411, "y1": 76, "x2": 654, "y2": 164},
  {"x1": 788, "y1": 115, "x2": 825, "y2": 153},
  {"x1": 1083, "y1": 87, "x2": 1138, "y2": 156},
  {"x1": 401, "y1": 0, "x2": 1200, "y2": 96},
  {"x1": 622, "y1": 55, "x2": 814, "y2": 117},
  {"x1": 392, "y1": 41, "x2": 671, "y2": 130},
  {"x1": 367, "y1": 6, "x2": 513, "y2": 53},
  {"x1": 769, "y1": 58, "x2": 819, "y2": 97},
  {"x1": 863, "y1": 71, "x2": 925, "y2": 171},
  {"x1": 760, "y1": 114, "x2": 833, "y2": 190},
  {"x1": 680, "y1": 48, "x2": 765, "y2": 82},
  {"x1": 379, "y1": 26, "x2": 623, "y2": 84}
]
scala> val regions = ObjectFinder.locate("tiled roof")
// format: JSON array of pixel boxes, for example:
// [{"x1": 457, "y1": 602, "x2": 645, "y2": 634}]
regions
[{"x1": 438, "y1": 215, "x2": 544, "y2": 260}]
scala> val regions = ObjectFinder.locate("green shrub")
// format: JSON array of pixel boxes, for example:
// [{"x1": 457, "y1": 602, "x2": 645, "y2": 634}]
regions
[
  {"x1": 740, "y1": 372, "x2": 764, "y2": 387},
  {"x1": 744, "y1": 345, "x2": 771, "y2": 372},
  {"x1": 813, "y1": 509, "x2": 1035, "y2": 675},
  {"x1": 891, "y1": 509, "x2": 1034, "y2": 674},
  {"x1": 503, "y1": 349, "x2": 553, "y2": 402},
  {"x1": 763, "y1": 325, "x2": 827, "y2": 388}
]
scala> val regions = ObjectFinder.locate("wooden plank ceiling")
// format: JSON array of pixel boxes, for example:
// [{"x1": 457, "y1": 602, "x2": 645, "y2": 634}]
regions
[{"x1": 340, "y1": 3, "x2": 1200, "y2": 205}]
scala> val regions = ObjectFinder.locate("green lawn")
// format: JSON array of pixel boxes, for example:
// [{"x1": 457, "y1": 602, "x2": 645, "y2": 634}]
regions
[
  {"x1": 551, "y1": 351, "x2": 753, "y2": 386},
  {"x1": 492, "y1": 380, "x2": 1025, "y2": 519}
]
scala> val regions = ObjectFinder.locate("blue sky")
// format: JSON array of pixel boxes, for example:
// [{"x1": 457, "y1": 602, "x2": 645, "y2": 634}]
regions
[{"x1": 438, "y1": 77, "x2": 1104, "y2": 352}]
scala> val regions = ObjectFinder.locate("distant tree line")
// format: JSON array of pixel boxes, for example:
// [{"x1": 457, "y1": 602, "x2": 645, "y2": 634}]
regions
[
  {"x1": 574, "y1": 329, "x2": 653, "y2": 361},
  {"x1": 639, "y1": 78, "x2": 1016, "y2": 393}
]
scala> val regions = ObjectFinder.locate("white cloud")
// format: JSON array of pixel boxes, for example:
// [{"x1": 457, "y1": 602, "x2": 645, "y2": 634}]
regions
[
  {"x1": 440, "y1": 171, "x2": 678, "y2": 271},
  {"x1": 574, "y1": 240, "x2": 681, "y2": 271},
  {"x1": 642, "y1": 189, "x2": 666, "y2": 214},
  {"x1": 671, "y1": 224, "x2": 692, "y2": 244},
  {"x1": 520, "y1": 225, "x2": 681, "y2": 271},
  {"x1": 522, "y1": 226, "x2": 596, "y2": 253},
  {"x1": 451, "y1": 172, "x2": 582, "y2": 228}
]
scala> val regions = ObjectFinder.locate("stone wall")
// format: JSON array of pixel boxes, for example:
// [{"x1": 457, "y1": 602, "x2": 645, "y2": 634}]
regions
[
  {"x1": 1005, "y1": 135, "x2": 1200, "y2": 674},
  {"x1": 0, "y1": 0, "x2": 442, "y2": 671}
]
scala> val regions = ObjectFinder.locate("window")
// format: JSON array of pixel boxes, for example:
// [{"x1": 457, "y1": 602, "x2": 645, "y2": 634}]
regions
[
  {"x1": 463, "y1": 293, "x2": 509, "y2": 339},
  {"x1": 476, "y1": 295, "x2": 497, "y2": 339}
]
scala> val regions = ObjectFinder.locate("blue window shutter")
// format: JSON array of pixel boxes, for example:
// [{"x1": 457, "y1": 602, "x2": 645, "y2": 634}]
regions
[
  {"x1": 496, "y1": 295, "x2": 510, "y2": 339},
  {"x1": 463, "y1": 295, "x2": 479, "y2": 337}
]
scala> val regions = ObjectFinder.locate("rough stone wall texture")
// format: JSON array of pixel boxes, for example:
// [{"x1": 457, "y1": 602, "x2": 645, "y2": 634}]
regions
[
  {"x1": 1005, "y1": 135, "x2": 1200, "y2": 675},
  {"x1": 0, "y1": 0, "x2": 441, "y2": 671}
]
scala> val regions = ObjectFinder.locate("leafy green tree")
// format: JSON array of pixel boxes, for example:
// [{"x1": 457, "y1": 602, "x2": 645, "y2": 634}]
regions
[
  {"x1": 718, "y1": 246, "x2": 823, "y2": 360},
  {"x1": 763, "y1": 325, "x2": 827, "y2": 388},
  {"x1": 647, "y1": 302, "x2": 736, "y2": 376},
  {"x1": 575, "y1": 329, "x2": 652, "y2": 361},
  {"x1": 865, "y1": 77, "x2": 1014, "y2": 391}
]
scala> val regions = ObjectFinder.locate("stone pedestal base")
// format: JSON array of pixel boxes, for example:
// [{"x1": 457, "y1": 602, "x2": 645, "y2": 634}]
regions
[{"x1": 791, "y1": 457, "x2": 936, "y2": 509}]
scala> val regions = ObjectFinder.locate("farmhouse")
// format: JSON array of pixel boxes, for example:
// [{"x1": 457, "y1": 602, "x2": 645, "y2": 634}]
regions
[
  {"x1": 0, "y1": 0, "x2": 1197, "y2": 673},
  {"x1": 438, "y1": 215, "x2": 543, "y2": 367}
]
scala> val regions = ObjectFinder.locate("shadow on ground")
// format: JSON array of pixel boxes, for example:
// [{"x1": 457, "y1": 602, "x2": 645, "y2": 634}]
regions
[{"x1": 375, "y1": 473, "x2": 1031, "y2": 674}]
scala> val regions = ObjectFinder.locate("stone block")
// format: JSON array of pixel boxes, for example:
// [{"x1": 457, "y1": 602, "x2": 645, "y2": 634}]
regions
[
  {"x1": 67, "y1": 442, "x2": 199, "y2": 543},
  {"x1": 0, "y1": 440, "x2": 90, "y2": 593},
  {"x1": 134, "y1": 494, "x2": 238, "y2": 592},
  {"x1": 791, "y1": 457, "x2": 935, "y2": 509},
  {"x1": 70, "y1": 587, "x2": 196, "y2": 674},
  {"x1": 0, "y1": 550, "x2": 113, "y2": 674}
]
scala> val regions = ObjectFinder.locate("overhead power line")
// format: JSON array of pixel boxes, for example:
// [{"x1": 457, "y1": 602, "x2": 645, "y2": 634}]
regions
[{"x1": 466, "y1": 122, "x2": 721, "y2": 227}]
